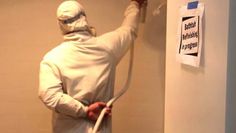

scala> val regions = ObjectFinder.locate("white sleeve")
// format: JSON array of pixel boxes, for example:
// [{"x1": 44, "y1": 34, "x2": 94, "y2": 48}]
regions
[
  {"x1": 38, "y1": 61, "x2": 88, "y2": 118},
  {"x1": 98, "y1": 1, "x2": 140, "y2": 64}
]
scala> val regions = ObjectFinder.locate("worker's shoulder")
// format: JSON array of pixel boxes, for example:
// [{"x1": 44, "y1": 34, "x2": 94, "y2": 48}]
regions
[{"x1": 43, "y1": 42, "x2": 68, "y2": 61}]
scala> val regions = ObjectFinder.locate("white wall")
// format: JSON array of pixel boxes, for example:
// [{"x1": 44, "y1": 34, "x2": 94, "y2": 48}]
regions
[
  {"x1": 165, "y1": 0, "x2": 229, "y2": 133},
  {"x1": 0, "y1": 0, "x2": 166, "y2": 133}
]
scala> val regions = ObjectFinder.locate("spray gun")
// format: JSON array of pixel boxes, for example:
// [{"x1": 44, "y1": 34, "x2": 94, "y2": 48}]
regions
[{"x1": 140, "y1": 0, "x2": 148, "y2": 23}]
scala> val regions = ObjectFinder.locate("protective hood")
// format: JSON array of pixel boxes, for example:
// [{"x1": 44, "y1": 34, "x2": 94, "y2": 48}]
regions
[{"x1": 56, "y1": 0, "x2": 95, "y2": 41}]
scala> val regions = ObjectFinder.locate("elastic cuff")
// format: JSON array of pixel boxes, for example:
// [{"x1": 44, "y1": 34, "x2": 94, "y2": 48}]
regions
[
  {"x1": 130, "y1": 1, "x2": 140, "y2": 8},
  {"x1": 74, "y1": 102, "x2": 89, "y2": 118},
  {"x1": 80, "y1": 105, "x2": 89, "y2": 117},
  {"x1": 83, "y1": 106, "x2": 89, "y2": 117}
]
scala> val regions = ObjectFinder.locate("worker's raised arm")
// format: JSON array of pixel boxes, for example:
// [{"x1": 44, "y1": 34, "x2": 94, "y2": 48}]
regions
[{"x1": 98, "y1": 1, "x2": 142, "y2": 64}]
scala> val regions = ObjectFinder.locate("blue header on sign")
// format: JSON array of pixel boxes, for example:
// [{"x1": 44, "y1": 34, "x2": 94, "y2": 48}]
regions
[{"x1": 187, "y1": 1, "x2": 199, "y2": 9}]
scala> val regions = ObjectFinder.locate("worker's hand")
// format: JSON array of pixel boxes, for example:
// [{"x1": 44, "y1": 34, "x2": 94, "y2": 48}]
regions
[
  {"x1": 131, "y1": 0, "x2": 147, "y2": 6},
  {"x1": 87, "y1": 102, "x2": 112, "y2": 121}
]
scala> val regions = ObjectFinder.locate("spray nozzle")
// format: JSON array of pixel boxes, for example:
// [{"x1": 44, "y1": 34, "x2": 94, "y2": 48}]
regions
[{"x1": 140, "y1": 0, "x2": 148, "y2": 23}]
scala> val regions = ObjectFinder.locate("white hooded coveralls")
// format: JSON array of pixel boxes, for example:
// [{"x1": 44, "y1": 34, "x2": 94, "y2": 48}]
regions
[{"x1": 39, "y1": 1, "x2": 140, "y2": 133}]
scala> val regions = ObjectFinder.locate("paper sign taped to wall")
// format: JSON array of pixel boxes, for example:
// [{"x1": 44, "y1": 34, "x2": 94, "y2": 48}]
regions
[{"x1": 176, "y1": 2, "x2": 204, "y2": 67}]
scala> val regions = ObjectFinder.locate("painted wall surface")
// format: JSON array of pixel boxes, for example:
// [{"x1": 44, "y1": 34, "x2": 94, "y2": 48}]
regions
[
  {"x1": 0, "y1": 0, "x2": 166, "y2": 133},
  {"x1": 165, "y1": 0, "x2": 229, "y2": 133},
  {"x1": 0, "y1": 1, "x2": 62, "y2": 133}
]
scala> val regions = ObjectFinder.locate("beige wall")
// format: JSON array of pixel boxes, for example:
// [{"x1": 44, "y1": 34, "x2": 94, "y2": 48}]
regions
[
  {"x1": 165, "y1": 0, "x2": 230, "y2": 133},
  {"x1": 0, "y1": 0, "x2": 166, "y2": 133},
  {"x1": 0, "y1": 1, "x2": 62, "y2": 133}
]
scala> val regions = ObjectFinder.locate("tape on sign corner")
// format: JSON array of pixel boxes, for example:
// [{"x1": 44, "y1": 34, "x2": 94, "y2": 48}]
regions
[{"x1": 187, "y1": 1, "x2": 199, "y2": 10}]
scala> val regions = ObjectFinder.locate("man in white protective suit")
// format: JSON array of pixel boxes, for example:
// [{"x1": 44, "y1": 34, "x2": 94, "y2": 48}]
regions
[{"x1": 38, "y1": 0, "x2": 145, "y2": 133}]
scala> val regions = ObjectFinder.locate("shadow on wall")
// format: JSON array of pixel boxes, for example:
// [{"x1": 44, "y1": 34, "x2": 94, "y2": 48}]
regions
[{"x1": 142, "y1": 1, "x2": 167, "y2": 52}]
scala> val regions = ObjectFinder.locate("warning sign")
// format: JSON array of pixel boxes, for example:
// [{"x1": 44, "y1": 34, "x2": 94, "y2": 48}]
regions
[
  {"x1": 180, "y1": 16, "x2": 199, "y2": 56},
  {"x1": 176, "y1": 2, "x2": 204, "y2": 67}
]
